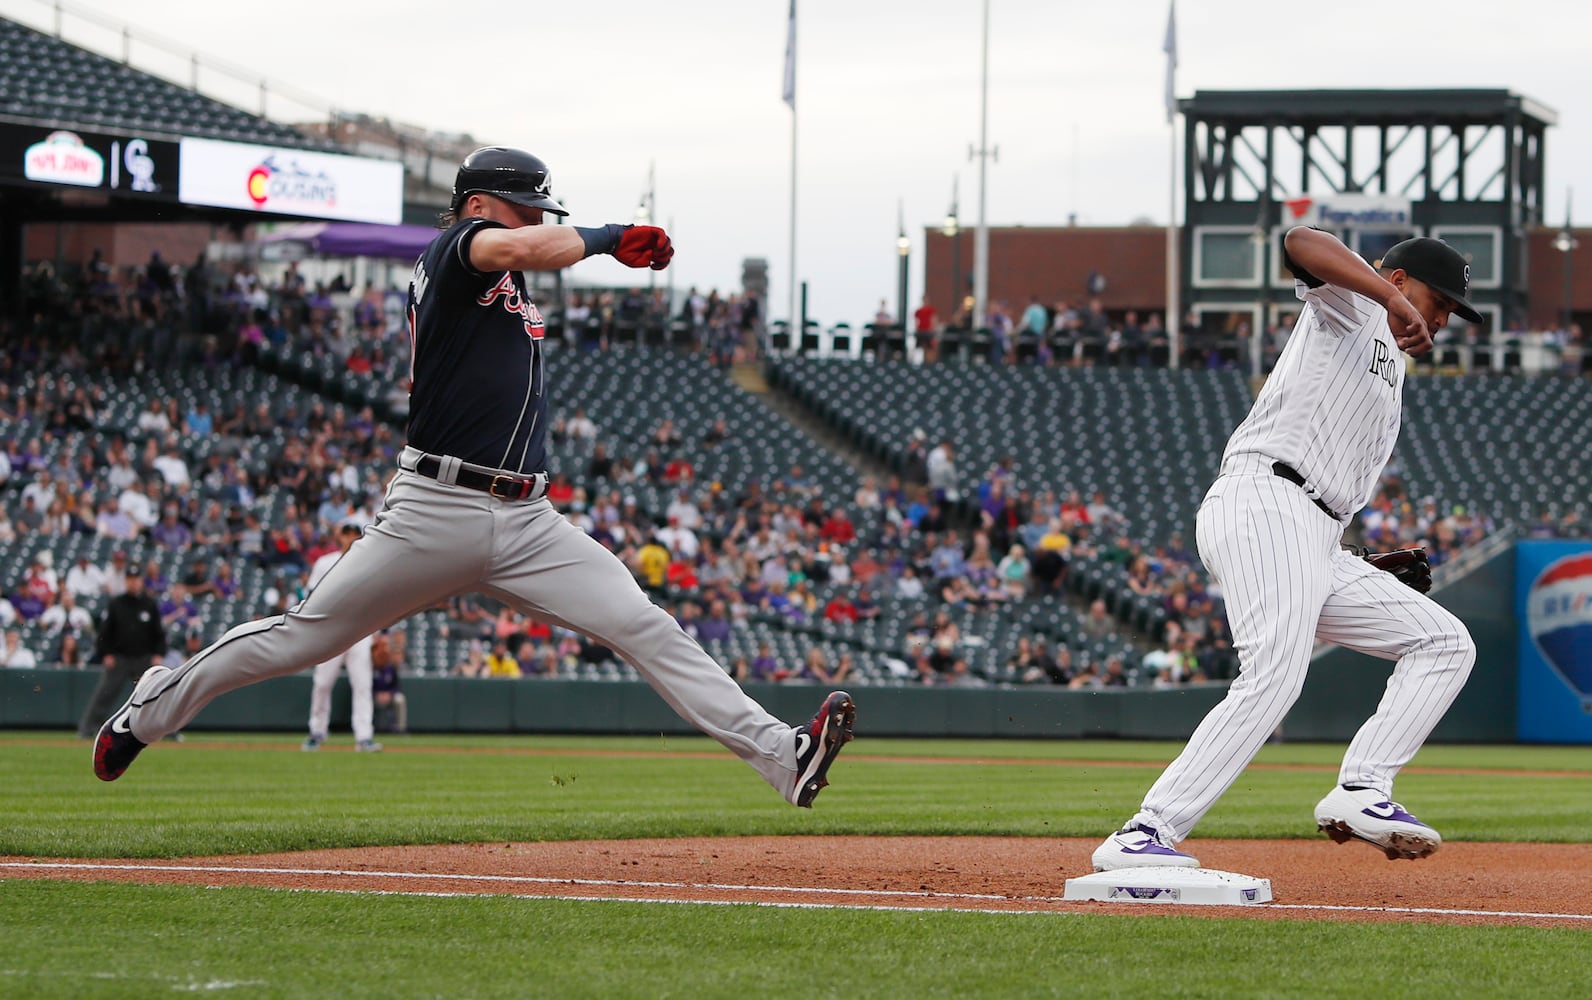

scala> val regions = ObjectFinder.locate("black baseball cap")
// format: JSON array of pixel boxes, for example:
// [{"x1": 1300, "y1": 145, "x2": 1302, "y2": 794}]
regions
[{"x1": 1380, "y1": 238, "x2": 1484, "y2": 324}]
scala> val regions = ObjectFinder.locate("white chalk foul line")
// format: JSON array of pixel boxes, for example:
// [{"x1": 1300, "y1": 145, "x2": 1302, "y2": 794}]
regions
[
  {"x1": 6, "y1": 861, "x2": 1591, "y2": 922},
  {"x1": 234, "y1": 885, "x2": 1059, "y2": 915},
  {"x1": 215, "y1": 885, "x2": 1592, "y2": 922},
  {"x1": 1268, "y1": 903, "x2": 1592, "y2": 921},
  {"x1": 0, "y1": 861, "x2": 1009, "y2": 901}
]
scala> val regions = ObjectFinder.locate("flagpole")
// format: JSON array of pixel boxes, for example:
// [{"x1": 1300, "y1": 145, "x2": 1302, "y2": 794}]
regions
[
  {"x1": 971, "y1": 0, "x2": 992, "y2": 332},
  {"x1": 1167, "y1": 119, "x2": 1180, "y2": 371},
  {"x1": 784, "y1": 1, "x2": 799, "y2": 342},
  {"x1": 789, "y1": 106, "x2": 798, "y2": 339},
  {"x1": 1164, "y1": 1, "x2": 1180, "y2": 371}
]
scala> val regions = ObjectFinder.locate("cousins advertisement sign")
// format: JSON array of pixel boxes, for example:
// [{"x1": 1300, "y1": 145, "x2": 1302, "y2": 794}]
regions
[
  {"x1": 1516, "y1": 541, "x2": 1592, "y2": 743},
  {"x1": 178, "y1": 137, "x2": 402, "y2": 225}
]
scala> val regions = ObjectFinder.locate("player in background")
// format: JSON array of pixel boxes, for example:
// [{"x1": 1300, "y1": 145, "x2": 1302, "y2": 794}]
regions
[
  {"x1": 301, "y1": 518, "x2": 380, "y2": 753},
  {"x1": 94, "y1": 146, "x2": 854, "y2": 810},
  {"x1": 1092, "y1": 230, "x2": 1479, "y2": 871}
]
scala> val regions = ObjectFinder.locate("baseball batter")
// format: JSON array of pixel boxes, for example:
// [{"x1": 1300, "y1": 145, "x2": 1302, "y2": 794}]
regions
[
  {"x1": 95, "y1": 146, "x2": 856, "y2": 808},
  {"x1": 301, "y1": 518, "x2": 380, "y2": 753},
  {"x1": 1093, "y1": 230, "x2": 1478, "y2": 870}
]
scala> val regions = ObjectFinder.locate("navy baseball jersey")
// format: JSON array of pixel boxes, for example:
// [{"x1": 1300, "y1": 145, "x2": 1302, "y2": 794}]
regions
[{"x1": 406, "y1": 218, "x2": 548, "y2": 474}]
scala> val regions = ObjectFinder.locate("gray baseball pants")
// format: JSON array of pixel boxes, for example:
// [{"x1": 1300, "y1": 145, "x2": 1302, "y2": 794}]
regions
[{"x1": 129, "y1": 454, "x2": 800, "y2": 794}]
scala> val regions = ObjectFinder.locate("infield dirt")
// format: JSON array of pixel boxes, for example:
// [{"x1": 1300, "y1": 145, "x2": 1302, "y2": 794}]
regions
[{"x1": 6, "y1": 837, "x2": 1588, "y2": 927}]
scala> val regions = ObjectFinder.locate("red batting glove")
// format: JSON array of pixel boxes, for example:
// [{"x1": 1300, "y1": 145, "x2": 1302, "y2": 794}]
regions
[{"x1": 615, "y1": 225, "x2": 674, "y2": 271}]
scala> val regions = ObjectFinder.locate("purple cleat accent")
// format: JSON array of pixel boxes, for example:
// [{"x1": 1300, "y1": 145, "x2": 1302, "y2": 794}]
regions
[
  {"x1": 1091, "y1": 823, "x2": 1200, "y2": 871},
  {"x1": 1315, "y1": 786, "x2": 1442, "y2": 861}
]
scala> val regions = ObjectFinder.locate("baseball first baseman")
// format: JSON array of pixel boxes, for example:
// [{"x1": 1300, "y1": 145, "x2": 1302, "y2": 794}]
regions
[
  {"x1": 95, "y1": 146, "x2": 855, "y2": 809},
  {"x1": 301, "y1": 518, "x2": 380, "y2": 753},
  {"x1": 1092, "y1": 229, "x2": 1478, "y2": 871}
]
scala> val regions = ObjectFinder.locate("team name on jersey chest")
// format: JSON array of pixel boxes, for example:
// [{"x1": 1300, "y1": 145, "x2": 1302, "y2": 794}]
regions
[
  {"x1": 1367, "y1": 338, "x2": 1399, "y2": 389},
  {"x1": 478, "y1": 272, "x2": 545, "y2": 340}
]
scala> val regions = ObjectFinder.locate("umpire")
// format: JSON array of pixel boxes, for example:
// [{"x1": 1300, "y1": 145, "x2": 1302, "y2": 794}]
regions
[{"x1": 77, "y1": 566, "x2": 167, "y2": 739}]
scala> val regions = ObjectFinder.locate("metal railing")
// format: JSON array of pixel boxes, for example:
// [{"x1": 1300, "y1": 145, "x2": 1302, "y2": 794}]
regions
[{"x1": 1430, "y1": 523, "x2": 1521, "y2": 592}]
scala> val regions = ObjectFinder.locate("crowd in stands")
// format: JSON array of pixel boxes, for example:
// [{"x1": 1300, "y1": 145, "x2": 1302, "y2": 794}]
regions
[
  {"x1": 906, "y1": 291, "x2": 1590, "y2": 375},
  {"x1": 0, "y1": 324, "x2": 1206, "y2": 688},
  {"x1": 19, "y1": 249, "x2": 761, "y2": 415},
  {"x1": 5, "y1": 244, "x2": 1583, "y2": 691},
  {"x1": 911, "y1": 295, "x2": 1242, "y2": 370},
  {"x1": 563, "y1": 285, "x2": 763, "y2": 366}
]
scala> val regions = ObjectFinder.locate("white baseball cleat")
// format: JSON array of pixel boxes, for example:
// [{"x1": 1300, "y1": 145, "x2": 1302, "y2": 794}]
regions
[
  {"x1": 1314, "y1": 785, "x2": 1442, "y2": 861},
  {"x1": 1091, "y1": 823, "x2": 1200, "y2": 871}
]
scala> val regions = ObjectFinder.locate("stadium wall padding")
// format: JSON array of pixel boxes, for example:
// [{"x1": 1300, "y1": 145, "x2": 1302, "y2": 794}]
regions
[{"x1": 2, "y1": 669, "x2": 1234, "y2": 740}]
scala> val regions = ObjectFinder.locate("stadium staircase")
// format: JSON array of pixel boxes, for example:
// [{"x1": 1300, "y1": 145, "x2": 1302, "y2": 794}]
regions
[{"x1": 731, "y1": 360, "x2": 891, "y2": 481}]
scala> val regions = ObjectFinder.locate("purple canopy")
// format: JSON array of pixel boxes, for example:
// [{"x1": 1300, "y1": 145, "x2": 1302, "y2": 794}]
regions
[{"x1": 260, "y1": 221, "x2": 436, "y2": 259}]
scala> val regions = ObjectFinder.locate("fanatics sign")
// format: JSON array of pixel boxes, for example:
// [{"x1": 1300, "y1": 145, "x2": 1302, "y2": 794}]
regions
[{"x1": 1285, "y1": 193, "x2": 1413, "y2": 229}]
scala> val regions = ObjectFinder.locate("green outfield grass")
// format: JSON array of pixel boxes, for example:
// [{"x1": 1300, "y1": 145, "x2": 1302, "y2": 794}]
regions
[
  {"x1": 0, "y1": 731, "x2": 1587, "y2": 857},
  {"x1": 0, "y1": 880, "x2": 1583, "y2": 1000},
  {"x1": 2, "y1": 732, "x2": 1588, "y2": 998}
]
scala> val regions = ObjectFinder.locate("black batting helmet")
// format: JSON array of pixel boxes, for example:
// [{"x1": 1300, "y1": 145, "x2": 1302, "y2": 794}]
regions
[{"x1": 451, "y1": 146, "x2": 568, "y2": 216}]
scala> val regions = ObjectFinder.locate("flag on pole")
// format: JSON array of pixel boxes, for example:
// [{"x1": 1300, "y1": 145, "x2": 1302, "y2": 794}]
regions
[
  {"x1": 782, "y1": 1, "x2": 797, "y2": 109},
  {"x1": 1163, "y1": 2, "x2": 1178, "y2": 123}
]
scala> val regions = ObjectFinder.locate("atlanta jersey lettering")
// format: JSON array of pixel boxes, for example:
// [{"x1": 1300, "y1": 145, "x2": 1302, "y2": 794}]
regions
[
  {"x1": 406, "y1": 218, "x2": 548, "y2": 474},
  {"x1": 1221, "y1": 273, "x2": 1403, "y2": 517}
]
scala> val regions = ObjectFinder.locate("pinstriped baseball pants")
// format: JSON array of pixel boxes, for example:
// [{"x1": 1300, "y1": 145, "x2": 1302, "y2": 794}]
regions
[
  {"x1": 1133, "y1": 471, "x2": 1475, "y2": 842},
  {"x1": 126, "y1": 469, "x2": 800, "y2": 795},
  {"x1": 307, "y1": 633, "x2": 375, "y2": 744}
]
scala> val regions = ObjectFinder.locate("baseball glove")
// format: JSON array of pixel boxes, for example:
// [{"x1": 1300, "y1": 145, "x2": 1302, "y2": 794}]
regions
[{"x1": 1348, "y1": 545, "x2": 1432, "y2": 594}]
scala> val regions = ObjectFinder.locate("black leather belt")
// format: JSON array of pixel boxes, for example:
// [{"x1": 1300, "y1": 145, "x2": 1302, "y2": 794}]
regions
[
  {"x1": 1271, "y1": 462, "x2": 1344, "y2": 521},
  {"x1": 414, "y1": 455, "x2": 547, "y2": 501}
]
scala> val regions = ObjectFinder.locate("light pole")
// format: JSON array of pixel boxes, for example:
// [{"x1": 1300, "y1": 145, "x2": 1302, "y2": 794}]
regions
[
  {"x1": 897, "y1": 201, "x2": 911, "y2": 336},
  {"x1": 942, "y1": 174, "x2": 960, "y2": 322},
  {"x1": 970, "y1": 0, "x2": 997, "y2": 331},
  {"x1": 1251, "y1": 195, "x2": 1271, "y2": 374},
  {"x1": 1553, "y1": 192, "x2": 1577, "y2": 333},
  {"x1": 636, "y1": 161, "x2": 656, "y2": 294}
]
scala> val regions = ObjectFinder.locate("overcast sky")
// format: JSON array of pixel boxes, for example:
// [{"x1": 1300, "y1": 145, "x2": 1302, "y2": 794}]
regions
[{"x1": 6, "y1": 0, "x2": 1589, "y2": 324}]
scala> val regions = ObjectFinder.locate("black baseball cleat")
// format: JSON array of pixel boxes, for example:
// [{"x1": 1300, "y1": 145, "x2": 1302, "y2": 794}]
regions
[
  {"x1": 787, "y1": 690, "x2": 856, "y2": 807},
  {"x1": 92, "y1": 665, "x2": 171, "y2": 782}
]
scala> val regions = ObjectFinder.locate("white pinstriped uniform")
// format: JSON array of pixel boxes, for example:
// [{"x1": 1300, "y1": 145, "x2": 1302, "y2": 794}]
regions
[
  {"x1": 1128, "y1": 274, "x2": 1476, "y2": 844},
  {"x1": 302, "y1": 548, "x2": 375, "y2": 745}
]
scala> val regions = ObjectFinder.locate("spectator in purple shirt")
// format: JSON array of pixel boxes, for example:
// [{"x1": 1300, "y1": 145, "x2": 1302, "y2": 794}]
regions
[
  {"x1": 150, "y1": 504, "x2": 192, "y2": 550},
  {"x1": 158, "y1": 584, "x2": 200, "y2": 632},
  {"x1": 142, "y1": 559, "x2": 169, "y2": 595},
  {"x1": 213, "y1": 562, "x2": 240, "y2": 599},
  {"x1": 695, "y1": 599, "x2": 733, "y2": 643},
  {"x1": 749, "y1": 642, "x2": 782, "y2": 682}
]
